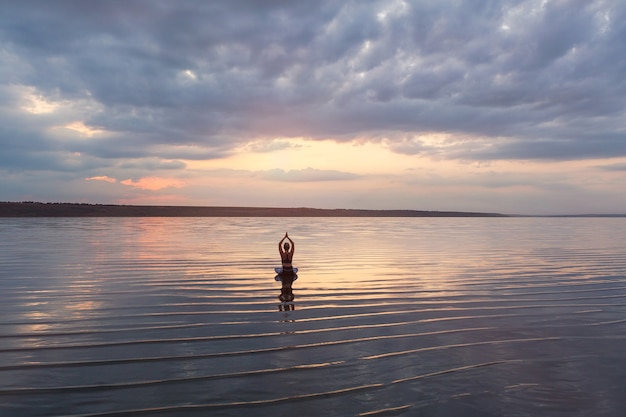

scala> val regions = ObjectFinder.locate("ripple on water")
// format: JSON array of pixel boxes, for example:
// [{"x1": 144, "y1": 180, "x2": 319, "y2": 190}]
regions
[{"x1": 1, "y1": 217, "x2": 626, "y2": 416}]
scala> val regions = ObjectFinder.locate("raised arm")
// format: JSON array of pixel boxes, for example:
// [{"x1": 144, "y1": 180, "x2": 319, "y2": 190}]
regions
[
  {"x1": 287, "y1": 236, "x2": 295, "y2": 254},
  {"x1": 278, "y1": 237, "x2": 285, "y2": 255}
]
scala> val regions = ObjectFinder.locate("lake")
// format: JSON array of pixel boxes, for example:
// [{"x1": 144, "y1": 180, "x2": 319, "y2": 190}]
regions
[{"x1": 1, "y1": 217, "x2": 625, "y2": 416}]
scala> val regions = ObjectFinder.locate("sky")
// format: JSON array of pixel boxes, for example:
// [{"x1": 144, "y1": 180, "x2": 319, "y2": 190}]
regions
[{"x1": 1, "y1": 0, "x2": 626, "y2": 215}]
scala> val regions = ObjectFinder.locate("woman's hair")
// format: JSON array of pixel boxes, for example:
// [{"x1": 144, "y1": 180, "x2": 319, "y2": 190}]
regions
[{"x1": 283, "y1": 242, "x2": 290, "y2": 251}]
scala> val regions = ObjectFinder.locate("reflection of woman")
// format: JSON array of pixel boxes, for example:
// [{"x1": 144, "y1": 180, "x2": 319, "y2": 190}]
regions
[
  {"x1": 279, "y1": 276, "x2": 295, "y2": 303},
  {"x1": 279, "y1": 232, "x2": 295, "y2": 273},
  {"x1": 279, "y1": 274, "x2": 295, "y2": 311}
]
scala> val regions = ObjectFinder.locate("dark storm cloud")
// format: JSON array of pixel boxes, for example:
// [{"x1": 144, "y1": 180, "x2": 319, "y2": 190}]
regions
[{"x1": 1, "y1": 0, "x2": 626, "y2": 169}]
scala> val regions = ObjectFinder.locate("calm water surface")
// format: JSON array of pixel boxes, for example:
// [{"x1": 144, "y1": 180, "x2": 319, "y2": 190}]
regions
[{"x1": 1, "y1": 217, "x2": 625, "y2": 416}]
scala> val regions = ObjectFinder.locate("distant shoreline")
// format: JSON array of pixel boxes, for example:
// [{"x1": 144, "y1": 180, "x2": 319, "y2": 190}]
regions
[{"x1": 0, "y1": 202, "x2": 507, "y2": 217}]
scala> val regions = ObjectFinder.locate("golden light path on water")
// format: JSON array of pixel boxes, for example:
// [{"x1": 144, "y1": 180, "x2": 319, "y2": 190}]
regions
[{"x1": 1, "y1": 217, "x2": 626, "y2": 416}]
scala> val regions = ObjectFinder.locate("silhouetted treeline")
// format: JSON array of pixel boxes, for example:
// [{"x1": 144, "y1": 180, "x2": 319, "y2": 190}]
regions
[{"x1": 0, "y1": 202, "x2": 507, "y2": 217}]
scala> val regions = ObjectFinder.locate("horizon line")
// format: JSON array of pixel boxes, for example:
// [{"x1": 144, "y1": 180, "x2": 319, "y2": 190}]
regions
[{"x1": 2, "y1": 201, "x2": 626, "y2": 217}]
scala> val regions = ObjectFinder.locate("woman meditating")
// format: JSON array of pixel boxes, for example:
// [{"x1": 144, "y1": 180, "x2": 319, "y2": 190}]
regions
[{"x1": 278, "y1": 233, "x2": 295, "y2": 274}]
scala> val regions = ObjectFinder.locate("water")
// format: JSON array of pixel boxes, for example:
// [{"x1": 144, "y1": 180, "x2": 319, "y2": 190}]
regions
[{"x1": 1, "y1": 217, "x2": 625, "y2": 416}]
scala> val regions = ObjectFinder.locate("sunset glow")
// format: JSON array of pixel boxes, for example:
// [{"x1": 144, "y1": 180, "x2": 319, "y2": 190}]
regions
[{"x1": 2, "y1": 1, "x2": 626, "y2": 214}]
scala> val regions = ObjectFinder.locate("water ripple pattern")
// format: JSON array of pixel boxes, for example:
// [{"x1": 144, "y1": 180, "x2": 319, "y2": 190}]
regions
[{"x1": 1, "y1": 217, "x2": 625, "y2": 416}]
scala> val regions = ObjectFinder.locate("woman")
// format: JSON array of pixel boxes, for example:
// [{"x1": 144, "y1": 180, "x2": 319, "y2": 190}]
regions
[{"x1": 278, "y1": 232, "x2": 295, "y2": 273}]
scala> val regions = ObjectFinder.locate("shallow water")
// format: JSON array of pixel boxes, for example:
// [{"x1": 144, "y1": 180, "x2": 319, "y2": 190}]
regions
[{"x1": 1, "y1": 217, "x2": 625, "y2": 416}]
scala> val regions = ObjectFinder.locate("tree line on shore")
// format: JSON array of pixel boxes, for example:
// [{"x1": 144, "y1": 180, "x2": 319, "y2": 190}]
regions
[{"x1": 0, "y1": 201, "x2": 506, "y2": 217}]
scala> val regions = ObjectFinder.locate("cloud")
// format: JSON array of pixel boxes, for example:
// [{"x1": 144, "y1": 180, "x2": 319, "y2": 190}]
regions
[
  {"x1": 259, "y1": 167, "x2": 360, "y2": 182},
  {"x1": 117, "y1": 158, "x2": 186, "y2": 170},
  {"x1": 2, "y1": 1, "x2": 623, "y2": 158},
  {"x1": 599, "y1": 162, "x2": 626, "y2": 171},
  {"x1": 86, "y1": 175, "x2": 116, "y2": 183},
  {"x1": 64, "y1": 121, "x2": 104, "y2": 137},
  {"x1": 85, "y1": 174, "x2": 187, "y2": 191},
  {"x1": 243, "y1": 140, "x2": 303, "y2": 153},
  {"x1": 120, "y1": 177, "x2": 185, "y2": 191},
  {"x1": 1, "y1": 1, "x2": 626, "y2": 213}
]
